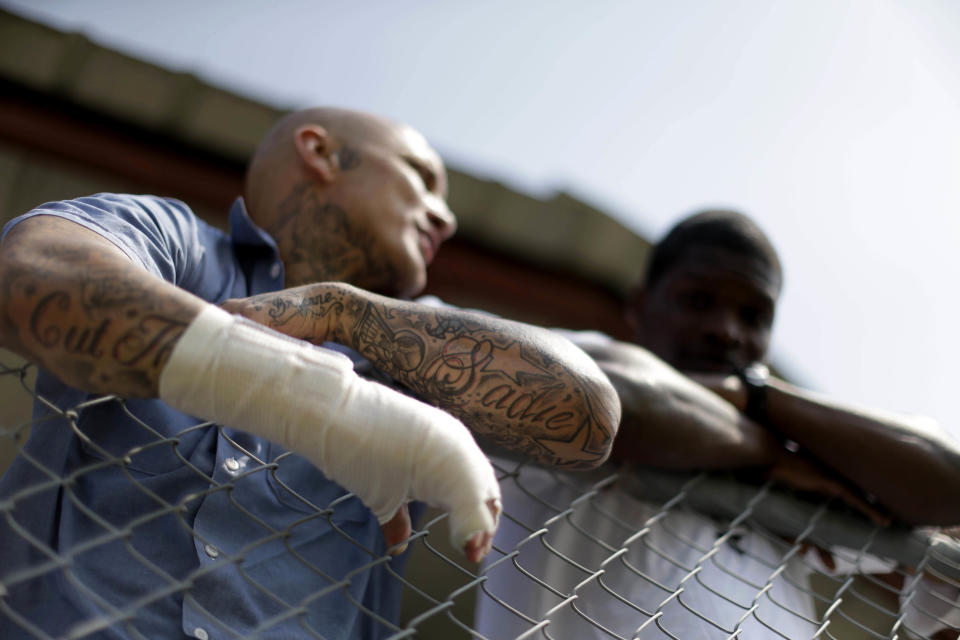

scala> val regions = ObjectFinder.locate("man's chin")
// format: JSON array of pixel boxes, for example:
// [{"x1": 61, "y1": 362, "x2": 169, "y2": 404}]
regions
[
  {"x1": 356, "y1": 257, "x2": 425, "y2": 300},
  {"x1": 389, "y1": 271, "x2": 427, "y2": 301}
]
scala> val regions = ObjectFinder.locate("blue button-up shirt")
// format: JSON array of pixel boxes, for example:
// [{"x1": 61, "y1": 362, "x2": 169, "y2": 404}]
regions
[{"x1": 0, "y1": 194, "x2": 412, "y2": 639}]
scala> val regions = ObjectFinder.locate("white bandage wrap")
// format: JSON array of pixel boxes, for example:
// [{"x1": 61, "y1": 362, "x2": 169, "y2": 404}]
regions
[{"x1": 159, "y1": 305, "x2": 500, "y2": 547}]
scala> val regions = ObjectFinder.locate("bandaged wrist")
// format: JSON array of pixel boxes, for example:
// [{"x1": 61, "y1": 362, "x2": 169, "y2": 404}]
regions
[{"x1": 158, "y1": 304, "x2": 499, "y2": 546}]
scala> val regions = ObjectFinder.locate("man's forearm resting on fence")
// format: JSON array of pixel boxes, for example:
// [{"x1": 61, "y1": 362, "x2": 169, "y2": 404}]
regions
[
  {"x1": 0, "y1": 216, "x2": 501, "y2": 560},
  {"x1": 585, "y1": 340, "x2": 781, "y2": 469},
  {"x1": 758, "y1": 376, "x2": 960, "y2": 525},
  {"x1": 687, "y1": 370, "x2": 960, "y2": 526},
  {"x1": 221, "y1": 284, "x2": 622, "y2": 469},
  {"x1": 583, "y1": 338, "x2": 960, "y2": 526}
]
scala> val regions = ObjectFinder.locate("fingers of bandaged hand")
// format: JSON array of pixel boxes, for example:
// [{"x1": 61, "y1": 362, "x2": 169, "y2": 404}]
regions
[
  {"x1": 159, "y1": 305, "x2": 500, "y2": 552},
  {"x1": 413, "y1": 421, "x2": 502, "y2": 549}
]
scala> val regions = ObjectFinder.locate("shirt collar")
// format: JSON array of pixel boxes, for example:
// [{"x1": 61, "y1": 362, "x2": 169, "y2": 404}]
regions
[{"x1": 228, "y1": 197, "x2": 280, "y2": 256}]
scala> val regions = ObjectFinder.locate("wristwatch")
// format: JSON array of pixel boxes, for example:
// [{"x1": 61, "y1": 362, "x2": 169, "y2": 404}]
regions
[{"x1": 738, "y1": 362, "x2": 770, "y2": 425}]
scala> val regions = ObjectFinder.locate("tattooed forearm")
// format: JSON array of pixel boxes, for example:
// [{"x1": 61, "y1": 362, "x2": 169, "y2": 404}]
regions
[
  {"x1": 264, "y1": 291, "x2": 342, "y2": 329},
  {"x1": 112, "y1": 314, "x2": 187, "y2": 368},
  {"x1": 0, "y1": 216, "x2": 203, "y2": 397},
  {"x1": 225, "y1": 283, "x2": 621, "y2": 469},
  {"x1": 80, "y1": 272, "x2": 154, "y2": 313},
  {"x1": 344, "y1": 291, "x2": 619, "y2": 468},
  {"x1": 221, "y1": 290, "x2": 343, "y2": 343}
]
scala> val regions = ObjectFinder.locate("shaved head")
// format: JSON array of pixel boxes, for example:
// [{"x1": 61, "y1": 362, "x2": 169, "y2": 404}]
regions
[
  {"x1": 245, "y1": 108, "x2": 406, "y2": 223},
  {"x1": 242, "y1": 107, "x2": 455, "y2": 297}
]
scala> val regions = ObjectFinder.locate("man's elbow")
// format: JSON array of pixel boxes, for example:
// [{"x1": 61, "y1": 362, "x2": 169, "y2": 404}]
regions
[
  {"x1": 548, "y1": 374, "x2": 621, "y2": 471},
  {"x1": 885, "y1": 442, "x2": 960, "y2": 526},
  {"x1": 590, "y1": 377, "x2": 622, "y2": 468}
]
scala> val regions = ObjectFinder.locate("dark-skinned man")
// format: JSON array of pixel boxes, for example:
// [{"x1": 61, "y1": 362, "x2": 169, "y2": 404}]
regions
[{"x1": 477, "y1": 209, "x2": 960, "y2": 639}]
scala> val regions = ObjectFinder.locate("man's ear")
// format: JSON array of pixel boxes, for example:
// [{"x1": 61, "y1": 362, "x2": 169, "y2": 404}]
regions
[
  {"x1": 624, "y1": 284, "x2": 646, "y2": 337},
  {"x1": 293, "y1": 125, "x2": 337, "y2": 184}
]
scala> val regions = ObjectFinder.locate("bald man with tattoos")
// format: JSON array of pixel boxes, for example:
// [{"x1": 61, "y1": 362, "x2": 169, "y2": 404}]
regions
[{"x1": 0, "y1": 108, "x2": 619, "y2": 639}]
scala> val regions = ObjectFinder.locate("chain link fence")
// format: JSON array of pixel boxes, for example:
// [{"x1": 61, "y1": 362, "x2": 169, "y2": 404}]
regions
[{"x1": 1, "y1": 352, "x2": 958, "y2": 639}]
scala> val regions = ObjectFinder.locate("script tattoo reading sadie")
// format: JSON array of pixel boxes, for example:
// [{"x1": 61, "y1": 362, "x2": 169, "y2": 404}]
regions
[
  {"x1": 233, "y1": 284, "x2": 617, "y2": 468},
  {"x1": 0, "y1": 218, "x2": 193, "y2": 397}
]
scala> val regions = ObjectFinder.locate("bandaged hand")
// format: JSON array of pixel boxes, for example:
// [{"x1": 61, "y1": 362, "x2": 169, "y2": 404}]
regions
[{"x1": 159, "y1": 305, "x2": 501, "y2": 559}]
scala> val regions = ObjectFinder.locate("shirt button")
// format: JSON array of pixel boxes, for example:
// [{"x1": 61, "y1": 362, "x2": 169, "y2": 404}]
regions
[
  {"x1": 224, "y1": 457, "x2": 240, "y2": 472},
  {"x1": 204, "y1": 544, "x2": 219, "y2": 558},
  {"x1": 193, "y1": 628, "x2": 209, "y2": 640},
  {"x1": 269, "y1": 262, "x2": 282, "y2": 279}
]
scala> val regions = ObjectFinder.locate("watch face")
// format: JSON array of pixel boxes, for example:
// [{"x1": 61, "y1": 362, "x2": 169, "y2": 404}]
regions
[
  {"x1": 743, "y1": 362, "x2": 769, "y2": 387},
  {"x1": 740, "y1": 362, "x2": 770, "y2": 425}
]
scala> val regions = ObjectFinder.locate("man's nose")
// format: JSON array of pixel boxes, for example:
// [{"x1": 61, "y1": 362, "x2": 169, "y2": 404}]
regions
[
  {"x1": 706, "y1": 311, "x2": 745, "y2": 348},
  {"x1": 427, "y1": 197, "x2": 457, "y2": 242}
]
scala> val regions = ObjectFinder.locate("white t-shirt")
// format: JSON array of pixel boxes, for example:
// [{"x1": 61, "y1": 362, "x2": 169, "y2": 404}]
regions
[{"x1": 475, "y1": 457, "x2": 824, "y2": 639}]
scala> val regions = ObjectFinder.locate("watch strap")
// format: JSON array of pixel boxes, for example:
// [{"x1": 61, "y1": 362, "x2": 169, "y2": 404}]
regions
[{"x1": 738, "y1": 362, "x2": 769, "y2": 426}]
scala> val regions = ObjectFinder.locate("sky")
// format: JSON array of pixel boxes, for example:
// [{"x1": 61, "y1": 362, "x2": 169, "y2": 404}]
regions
[{"x1": 4, "y1": 0, "x2": 959, "y2": 437}]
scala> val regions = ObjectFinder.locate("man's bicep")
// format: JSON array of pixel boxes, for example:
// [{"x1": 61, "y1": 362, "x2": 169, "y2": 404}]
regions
[
  {"x1": 3, "y1": 214, "x2": 136, "y2": 265},
  {"x1": 0, "y1": 215, "x2": 205, "y2": 397},
  {"x1": 1, "y1": 194, "x2": 205, "y2": 283}
]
